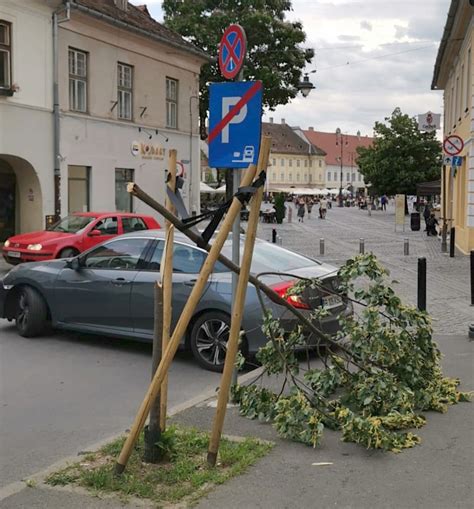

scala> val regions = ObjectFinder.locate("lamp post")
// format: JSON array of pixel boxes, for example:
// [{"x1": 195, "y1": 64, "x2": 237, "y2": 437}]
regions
[
  {"x1": 297, "y1": 70, "x2": 316, "y2": 97},
  {"x1": 335, "y1": 128, "x2": 348, "y2": 207}
]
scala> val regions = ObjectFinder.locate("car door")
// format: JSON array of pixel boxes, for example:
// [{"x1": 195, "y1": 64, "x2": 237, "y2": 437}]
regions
[
  {"x1": 130, "y1": 240, "x2": 211, "y2": 340},
  {"x1": 53, "y1": 237, "x2": 152, "y2": 332},
  {"x1": 81, "y1": 216, "x2": 120, "y2": 252}
]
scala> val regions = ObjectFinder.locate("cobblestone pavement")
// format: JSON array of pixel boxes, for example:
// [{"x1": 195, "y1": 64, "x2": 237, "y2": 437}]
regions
[{"x1": 256, "y1": 203, "x2": 472, "y2": 336}]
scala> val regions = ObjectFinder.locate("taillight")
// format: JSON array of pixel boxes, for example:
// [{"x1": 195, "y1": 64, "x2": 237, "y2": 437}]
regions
[{"x1": 270, "y1": 281, "x2": 310, "y2": 310}]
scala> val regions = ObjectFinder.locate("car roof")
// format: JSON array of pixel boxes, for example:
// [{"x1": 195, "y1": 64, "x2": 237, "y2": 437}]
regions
[{"x1": 72, "y1": 212, "x2": 152, "y2": 218}]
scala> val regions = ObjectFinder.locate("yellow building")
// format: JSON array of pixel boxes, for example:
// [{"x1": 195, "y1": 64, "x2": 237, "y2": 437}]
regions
[
  {"x1": 432, "y1": 0, "x2": 473, "y2": 253},
  {"x1": 262, "y1": 119, "x2": 326, "y2": 191}
]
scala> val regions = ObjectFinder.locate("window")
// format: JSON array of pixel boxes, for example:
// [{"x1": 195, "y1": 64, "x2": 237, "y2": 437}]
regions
[
  {"x1": 309, "y1": 174, "x2": 312, "y2": 182},
  {"x1": 166, "y1": 77, "x2": 178, "y2": 128},
  {"x1": 148, "y1": 241, "x2": 208, "y2": 273},
  {"x1": 69, "y1": 48, "x2": 87, "y2": 112},
  {"x1": 271, "y1": 171, "x2": 276, "y2": 181},
  {"x1": 334, "y1": 172, "x2": 338, "y2": 181},
  {"x1": 68, "y1": 165, "x2": 90, "y2": 213},
  {"x1": 83, "y1": 238, "x2": 149, "y2": 270},
  {"x1": 117, "y1": 63, "x2": 133, "y2": 120},
  {"x1": 94, "y1": 216, "x2": 118, "y2": 235},
  {"x1": 304, "y1": 173, "x2": 308, "y2": 182},
  {"x1": 319, "y1": 160, "x2": 322, "y2": 167},
  {"x1": 122, "y1": 216, "x2": 147, "y2": 233},
  {"x1": 280, "y1": 172, "x2": 284, "y2": 181},
  {"x1": 304, "y1": 160, "x2": 307, "y2": 168},
  {"x1": 0, "y1": 21, "x2": 11, "y2": 89},
  {"x1": 281, "y1": 159, "x2": 285, "y2": 167},
  {"x1": 296, "y1": 173, "x2": 300, "y2": 182},
  {"x1": 352, "y1": 173, "x2": 356, "y2": 182},
  {"x1": 272, "y1": 158, "x2": 276, "y2": 167},
  {"x1": 328, "y1": 173, "x2": 331, "y2": 181},
  {"x1": 346, "y1": 172, "x2": 350, "y2": 181},
  {"x1": 358, "y1": 173, "x2": 362, "y2": 182},
  {"x1": 309, "y1": 160, "x2": 313, "y2": 168},
  {"x1": 288, "y1": 173, "x2": 292, "y2": 181},
  {"x1": 289, "y1": 159, "x2": 293, "y2": 167},
  {"x1": 296, "y1": 160, "x2": 300, "y2": 167},
  {"x1": 115, "y1": 169, "x2": 134, "y2": 212}
]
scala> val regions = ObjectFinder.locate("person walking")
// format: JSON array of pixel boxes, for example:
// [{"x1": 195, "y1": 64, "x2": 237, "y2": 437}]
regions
[
  {"x1": 297, "y1": 199, "x2": 305, "y2": 222},
  {"x1": 307, "y1": 199, "x2": 313, "y2": 218},
  {"x1": 423, "y1": 202, "x2": 431, "y2": 231},
  {"x1": 319, "y1": 197, "x2": 328, "y2": 219},
  {"x1": 381, "y1": 194, "x2": 387, "y2": 211}
]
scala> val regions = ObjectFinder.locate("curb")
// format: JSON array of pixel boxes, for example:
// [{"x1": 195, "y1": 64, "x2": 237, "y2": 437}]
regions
[{"x1": 0, "y1": 365, "x2": 263, "y2": 502}]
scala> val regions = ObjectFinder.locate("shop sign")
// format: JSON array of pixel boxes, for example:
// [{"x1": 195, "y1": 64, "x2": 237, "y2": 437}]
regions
[{"x1": 131, "y1": 141, "x2": 165, "y2": 160}]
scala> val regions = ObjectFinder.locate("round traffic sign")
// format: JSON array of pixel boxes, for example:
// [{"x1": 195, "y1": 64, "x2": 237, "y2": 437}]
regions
[
  {"x1": 218, "y1": 24, "x2": 246, "y2": 80},
  {"x1": 443, "y1": 135, "x2": 464, "y2": 156}
]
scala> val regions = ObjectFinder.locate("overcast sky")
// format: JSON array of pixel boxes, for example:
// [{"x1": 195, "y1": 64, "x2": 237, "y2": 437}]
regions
[{"x1": 130, "y1": 0, "x2": 449, "y2": 137}]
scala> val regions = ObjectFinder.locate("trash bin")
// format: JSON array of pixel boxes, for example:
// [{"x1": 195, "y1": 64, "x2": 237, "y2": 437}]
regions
[{"x1": 410, "y1": 212, "x2": 421, "y2": 231}]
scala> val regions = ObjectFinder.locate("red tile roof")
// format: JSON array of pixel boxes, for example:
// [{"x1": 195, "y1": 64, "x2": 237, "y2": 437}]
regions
[
  {"x1": 262, "y1": 122, "x2": 326, "y2": 156},
  {"x1": 304, "y1": 130, "x2": 374, "y2": 166}
]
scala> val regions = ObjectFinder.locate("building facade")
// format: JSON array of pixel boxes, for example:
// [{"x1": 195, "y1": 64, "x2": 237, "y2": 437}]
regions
[
  {"x1": 0, "y1": 0, "x2": 207, "y2": 240},
  {"x1": 263, "y1": 119, "x2": 326, "y2": 192},
  {"x1": 58, "y1": 0, "x2": 207, "y2": 223},
  {"x1": 304, "y1": 128, "x2": 373, "y2": 194},
  {"x1": 432, "y1": 0, "x2": 473, "y2": 254},
  {"x1": 0, "y1": 0, "x2": 61, "y2": 240}
]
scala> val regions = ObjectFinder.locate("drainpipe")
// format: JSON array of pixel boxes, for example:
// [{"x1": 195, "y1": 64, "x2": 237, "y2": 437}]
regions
[{"x1": 52, "y1": 2, "x2": 70, "y2": 220}]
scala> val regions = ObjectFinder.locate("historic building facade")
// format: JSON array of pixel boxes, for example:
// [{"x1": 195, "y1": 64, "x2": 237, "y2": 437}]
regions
[{"x1": 432, "y1": 0, "x2": 473, "y2": 254}]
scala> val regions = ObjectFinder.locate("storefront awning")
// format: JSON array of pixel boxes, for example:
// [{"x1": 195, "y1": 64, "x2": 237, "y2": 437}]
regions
[{"x1": 416, "y1": 180, "x2": 441, "y2": 196}]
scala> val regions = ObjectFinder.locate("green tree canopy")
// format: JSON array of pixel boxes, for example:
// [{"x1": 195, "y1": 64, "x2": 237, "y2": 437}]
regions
[
  {"x1": 162, "y1": 0, "x2": 314, "y2": 138},
  {"x1": 356, "y1": 108, "x2": 442, "y2": 196}
]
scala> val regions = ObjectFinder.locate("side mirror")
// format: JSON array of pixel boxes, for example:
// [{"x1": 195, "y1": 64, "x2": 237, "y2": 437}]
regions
[
  {"x1": 88, "y1": 229, "x2": 102, "y2": 237},
  {"x1": 66, "y1": 257, "x2": 81, "y2": 271}
]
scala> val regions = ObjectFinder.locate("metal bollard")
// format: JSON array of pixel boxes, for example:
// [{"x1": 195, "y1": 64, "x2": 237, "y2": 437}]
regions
[
  {"x1": 449, "y1": 227, "x2": 455, "y2": 257},
  {"x1": 272, "y1": 228, "x2": 277, "y2": 244},
  {"x1": 417, "y1": 257, "x2": 427, "y2": 311},
  {"x1": 277, "y1": 235, "x2": 283, "y2": 246},
  {"x1": 404, "y1": 238, "x2": 409, "y2": 256},
  {"x1": 359, "y1": 238, "x2": 365, "y2": 254},
  {"x1": 470, "y1": 251, "x2": 473, "y2": 306},
  {"x1": 320, "y1": 238, "x2": 325, "y2": 256}
]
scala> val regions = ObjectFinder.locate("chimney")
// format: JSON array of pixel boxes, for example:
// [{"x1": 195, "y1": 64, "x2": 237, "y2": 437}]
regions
[
  {"x1": 114, "y1": 0, "x2": 128, "y2": 11},
  {"x1": 308, "y1": 126, "x2": 314, "y2": 131},
  {"x1": 281, "y1": 118, "x2": 285, "y2": 124},
  {"x1": 269, "y1": 117, "x2": 273, "y2": 124}
]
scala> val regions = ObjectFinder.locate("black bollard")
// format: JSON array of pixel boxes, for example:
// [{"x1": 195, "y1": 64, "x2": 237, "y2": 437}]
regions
[
  {"x1": 417, "y1": 257, "x2": 427, "y2": 311},
  {"x1": 470, "y1": 251, "x2": 474, "y2": 306},
  {"x1": 449, "y1": 227, "x2": 455, "y2": 257},
  {"x1": 272, "y1": 228, "x2": 277, "y2": 244}
]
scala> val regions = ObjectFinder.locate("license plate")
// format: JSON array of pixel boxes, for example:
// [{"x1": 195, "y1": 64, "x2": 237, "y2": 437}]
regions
[
  {"x1": 322, "y1": 295, "x2": 342, "y2": 309},
  {"x1": 7, "y1": 251, "x2": 21, "y2": 258}
]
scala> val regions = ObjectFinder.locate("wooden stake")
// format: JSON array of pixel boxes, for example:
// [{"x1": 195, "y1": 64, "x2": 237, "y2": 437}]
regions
[
  {"x1": 160, "y1": 149, "x2": 177, "y2": 431},
  {"x1": 207, "y1": 137, "x2": 271, "y2": 467},
  {"x1": 115, "y1": 163, "x2": 258, "y2": 474}
]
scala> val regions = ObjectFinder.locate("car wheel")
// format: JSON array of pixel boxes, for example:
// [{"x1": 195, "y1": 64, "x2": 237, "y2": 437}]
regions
[
  {"x1": 190, "y1": 311, "x2": 233, "y2": 372},
  {"x1": 15, "y1": 286, "x2": 47, "y2": 337},
  {"x1": 58, "y1": 248, "x2": 79, "y2": 258}
]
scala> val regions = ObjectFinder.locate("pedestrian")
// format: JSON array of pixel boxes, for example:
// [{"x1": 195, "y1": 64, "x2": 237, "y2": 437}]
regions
[
  {"x1": 307, "y1": 199, "x2": 313, "y2": 218},
  {"x1": 297, "y1": 199, "x2": 305, "y2": 222},
  {"x1": 423, "y1": 202, "x2": 431, "y2": 231},
  {"x1": 319, "y1": 197, "x2": 328, "y2": 219},
  {"x1": 426, "y1": 213, "x2": 438, "y2": 236},
  {"x1": 381, "y1": 194, "x2": 387, "y2": 211}
]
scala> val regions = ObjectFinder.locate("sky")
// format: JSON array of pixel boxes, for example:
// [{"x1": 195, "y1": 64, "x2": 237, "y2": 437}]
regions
[{"x1": 130, "y1": 0, "x2": 449, "y2": 137}]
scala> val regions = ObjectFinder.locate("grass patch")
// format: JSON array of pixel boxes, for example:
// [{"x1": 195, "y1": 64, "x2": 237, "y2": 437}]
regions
[{"x1": 46, "y1": 425, "x2": 273, "y2": 506}]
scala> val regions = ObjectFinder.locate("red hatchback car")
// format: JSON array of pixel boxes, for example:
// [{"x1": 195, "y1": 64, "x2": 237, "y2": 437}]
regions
[{"x1": 2, "y1": 212, "x2": 160, "y2": 265}]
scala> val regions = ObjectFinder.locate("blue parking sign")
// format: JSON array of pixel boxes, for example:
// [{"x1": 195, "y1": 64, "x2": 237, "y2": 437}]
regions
[
  {"x1": 452, "y1": 156, "x2": 463, "y2": 166},
  {"x1": 208, "y1": 81, "x2": 262, "y2": 168}
]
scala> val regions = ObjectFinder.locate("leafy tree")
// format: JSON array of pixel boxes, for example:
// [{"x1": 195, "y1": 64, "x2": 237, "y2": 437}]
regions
[
  {"x1": 356, "y1": 108, "x2": 442, "y2": 197},
  {"x1": 162, "y1": 0, "x2": 314, "y2": 139}
]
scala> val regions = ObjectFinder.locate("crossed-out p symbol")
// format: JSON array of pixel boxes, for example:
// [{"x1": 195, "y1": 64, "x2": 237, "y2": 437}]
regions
[{"x1": 221, "y1": 97, "x2": 247, "y2": 143}]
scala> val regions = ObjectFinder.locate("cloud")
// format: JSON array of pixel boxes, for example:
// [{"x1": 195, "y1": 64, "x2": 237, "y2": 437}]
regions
[
  {"x1": 338, "y1": 35, "x2": 361, "y2": 42},
  {"x1": 360, "y1": 20, "x2": 373, "y2": 31}
]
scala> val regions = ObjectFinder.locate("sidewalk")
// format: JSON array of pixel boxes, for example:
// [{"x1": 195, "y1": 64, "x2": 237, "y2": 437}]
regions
[{"x1": 1, "y1": 334, "x2": 472, "y2": 509}]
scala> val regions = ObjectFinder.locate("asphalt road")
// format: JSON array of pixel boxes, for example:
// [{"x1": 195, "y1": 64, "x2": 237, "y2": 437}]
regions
[{"x1": 0, "y1": 320, "x2": 222, "y2": 488}]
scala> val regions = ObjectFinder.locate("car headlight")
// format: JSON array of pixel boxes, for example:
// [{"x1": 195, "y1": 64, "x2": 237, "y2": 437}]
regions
[
  {"x1": 27, "y1": 244, "x2": 43, "y2": 251},
  {"x1": 4, "y1": 239, "x2": 10, "y2": 248}
]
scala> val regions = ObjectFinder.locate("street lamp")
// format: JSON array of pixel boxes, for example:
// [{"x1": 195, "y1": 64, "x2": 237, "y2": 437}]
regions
[
  {"x1": 297, "y1": 70, "x2": 316, "y2": 97},
  {"x1": 335, "y1": 127, "x2": 348, "y2": 207}
]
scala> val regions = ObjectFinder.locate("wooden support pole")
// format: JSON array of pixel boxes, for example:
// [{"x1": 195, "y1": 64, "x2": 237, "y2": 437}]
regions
[
  {"x1": 160, "y1": 149, "x2": 177, "y2": 431},
  {"x1": 115, "y1": 163, "x2": 258, "y2": 474},
  {"x1": 207, "y1": 137, "x2": 271, "y2": 467}
]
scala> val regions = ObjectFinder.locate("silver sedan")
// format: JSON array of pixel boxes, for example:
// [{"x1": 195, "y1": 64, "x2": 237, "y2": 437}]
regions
[{"x1": 0, "y1": 230, "x2": 351, "y2": 371}]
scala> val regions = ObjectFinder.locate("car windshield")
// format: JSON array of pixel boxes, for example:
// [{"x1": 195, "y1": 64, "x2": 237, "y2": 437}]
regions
[
  {"x1": 221, "y1": 242, "x2": 317, "y2": 273},
  {"x1": 49, "y1": 215, "x2": 96, "y2": 233}
]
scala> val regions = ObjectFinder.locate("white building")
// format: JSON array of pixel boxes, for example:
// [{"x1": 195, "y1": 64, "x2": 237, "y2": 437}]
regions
[{"x1": 0, "y1": 0, "x2": 60, "y2": 239}]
